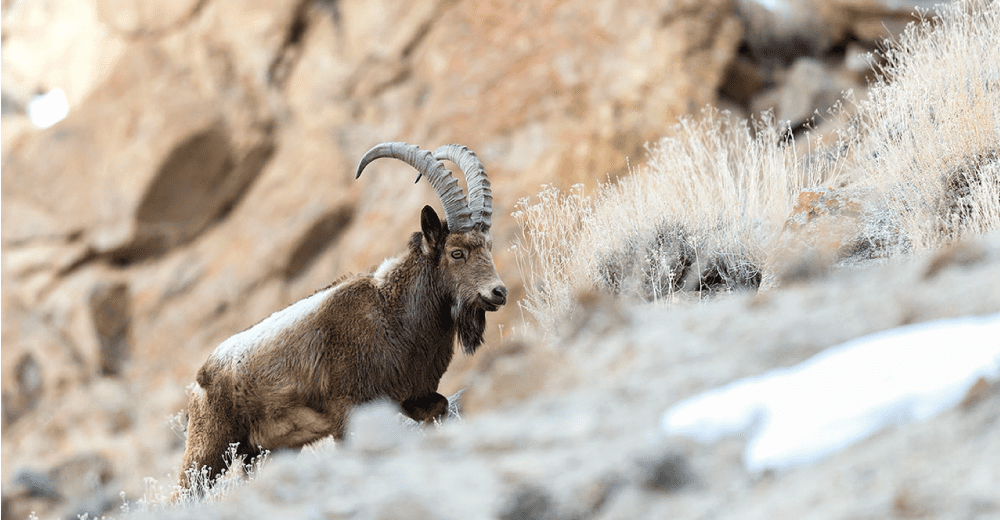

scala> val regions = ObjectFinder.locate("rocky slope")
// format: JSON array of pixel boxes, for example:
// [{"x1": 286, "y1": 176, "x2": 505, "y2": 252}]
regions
[{"x1": 137, "y1": 232, "x2": 1000, "y2": 520}]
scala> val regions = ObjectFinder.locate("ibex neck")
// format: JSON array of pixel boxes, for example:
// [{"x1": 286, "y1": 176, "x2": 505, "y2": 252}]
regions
[{"x1": 375, "y1": 249, "x2": 453, "y2": 335}]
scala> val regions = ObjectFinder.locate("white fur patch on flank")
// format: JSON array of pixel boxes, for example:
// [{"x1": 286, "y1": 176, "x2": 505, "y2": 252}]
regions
[
  {"x1": 210, "y1": 286, "x2": 335, "y2": 366},
  {"x1": 374, "y1": 256, "x2": 403, "y2": 287}
]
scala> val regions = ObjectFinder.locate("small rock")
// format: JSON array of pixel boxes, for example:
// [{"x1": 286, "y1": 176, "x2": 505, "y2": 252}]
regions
[
  {"x1": 736, "y1": 0, "x2": 848, "y2": 62},
  {"x1": 636, "y1": 452, "x2": 693, "y2": 493},
  {"x1": 577, "y1": 475, "x2": 625, "y2": 516},
  {"x1": 15, "y1": 353, "x2": 43, "y2": 412},
  {"x1": 843, "y1": 41, "x2": 877, "y2": 82},
  {"x1": 771, "y1": 187, "x2": 866, "y2": 281},
  {"x1": 892, "y1": 485, "x2": 931, "y2": 518},
  {"x1": 923, "y1": 240, "x2": 988, "y2": 279},
  {"x1": 67, "y1": 493, "x2": 116, "y2": 520},
  {"x1": 838, "y1": 0, "x2": 944, "y2": 44},
  {"x1": 785, "y1": 188, "x2": 862, "y2": 230}
]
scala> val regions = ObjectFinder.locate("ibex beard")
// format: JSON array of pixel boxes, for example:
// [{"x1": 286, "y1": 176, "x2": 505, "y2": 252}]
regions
[{"x1": 176, "y1": 143, "x2": 505, "y2": 495}]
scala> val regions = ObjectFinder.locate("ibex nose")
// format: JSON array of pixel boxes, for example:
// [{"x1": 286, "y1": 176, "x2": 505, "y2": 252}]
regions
[{"x1": 491, "y1": 285, "x2": 508, "y2": 305}]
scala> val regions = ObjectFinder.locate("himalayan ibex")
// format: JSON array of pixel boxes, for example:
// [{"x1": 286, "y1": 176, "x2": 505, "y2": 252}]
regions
[{"x1": 177, "y1": 142, "x2": 506, "y2": 491}]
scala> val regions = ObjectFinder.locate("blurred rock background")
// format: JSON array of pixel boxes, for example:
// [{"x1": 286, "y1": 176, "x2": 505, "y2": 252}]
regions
[{"x1": 1, "y1": 0, "x2": 940, "y2": 518}]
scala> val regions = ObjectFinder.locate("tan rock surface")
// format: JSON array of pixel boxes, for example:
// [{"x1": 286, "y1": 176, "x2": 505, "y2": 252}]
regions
[
  {"x1": 2, "y1": 0, "x2": 743, "y2": 517},
  {"x1": 95, "y1": 0, "x2": 203, "y2": 36},
  {"x1": 1, "y1": 0, "x2": 126, "y2": 108}
]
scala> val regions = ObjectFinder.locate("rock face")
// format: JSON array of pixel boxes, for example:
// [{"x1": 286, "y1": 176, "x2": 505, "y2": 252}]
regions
[
  {"x1": 0, "y1": 0, "x2": 940, "y2": 517},
  {"x1": 1, "y1": 0, "x2": 741, "y2": 517}
]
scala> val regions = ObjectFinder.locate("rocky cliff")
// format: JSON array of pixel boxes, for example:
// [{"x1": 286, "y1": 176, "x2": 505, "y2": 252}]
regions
[{"x1": 1, "y1": 0, "x2": 945, "y2": 518}]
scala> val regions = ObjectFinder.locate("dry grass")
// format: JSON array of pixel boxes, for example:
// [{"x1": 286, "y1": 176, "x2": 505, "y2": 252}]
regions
[
  {"x1": 849, "y1": 0, "x2": 1000, "y2": 250},
  {"x1": 114, "y1": 444, "x2": 272, "y2": 516},
  {"x1": 513, "y1": 111, "x2": 835, "y2": 336},
  {"x1": 514, "y1": 0, "x2": 1000, "y2": 336}
]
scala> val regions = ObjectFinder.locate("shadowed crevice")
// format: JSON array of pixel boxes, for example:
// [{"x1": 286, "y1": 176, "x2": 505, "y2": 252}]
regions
[
  {"x1": 284, "y1": 204, "x2": 356, "y2": 280},
  {"x1": 108, "y1": 124, "x2": 275, "y2": 266},
  {"x1": 268, "y1": 0, "x2": 318, "y2": 88}
]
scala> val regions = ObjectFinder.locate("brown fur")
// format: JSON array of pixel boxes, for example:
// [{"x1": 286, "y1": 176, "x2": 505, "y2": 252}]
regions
[{"x1": 177, "y1": 206, "x2": 505, "y2": 493}]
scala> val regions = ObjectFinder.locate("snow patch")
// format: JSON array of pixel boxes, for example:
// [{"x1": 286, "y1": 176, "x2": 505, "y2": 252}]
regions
[
  {"x1": 662, "y1": 313, "x2": 1000, "y2": 472},
  {"x1": 28, "y1": 89, "x2": 69, "y2": 128},
  {"x1": 210, "y1": 287, "x2": 336, "y2": 366}
]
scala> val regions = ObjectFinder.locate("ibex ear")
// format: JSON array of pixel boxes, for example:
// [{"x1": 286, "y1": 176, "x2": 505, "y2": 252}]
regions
[{"x1": 420, "y1": 205, "x2": 444, "y2": 248}]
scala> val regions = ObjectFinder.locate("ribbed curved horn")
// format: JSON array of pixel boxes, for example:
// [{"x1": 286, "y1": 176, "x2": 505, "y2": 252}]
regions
[
  {"x1": 433, "y1": 144, "x2": 493, "y2": 231},
  {"x1": 356, "y1": 142, "x2": 473, "y2": 232}
]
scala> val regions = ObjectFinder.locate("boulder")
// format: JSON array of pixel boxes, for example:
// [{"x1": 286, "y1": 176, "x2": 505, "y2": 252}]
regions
[
  {"x1": 751, "y1": 57, "x2": 861, "y2": 128},
  {"x1": 770, "y1": 187, "x2": 863, "y2": 281}
]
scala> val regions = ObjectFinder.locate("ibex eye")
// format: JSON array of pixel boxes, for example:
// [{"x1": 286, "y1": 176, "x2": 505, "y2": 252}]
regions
[{"x1": 451, "y1": 250, "x2": 464, "y2": 259}]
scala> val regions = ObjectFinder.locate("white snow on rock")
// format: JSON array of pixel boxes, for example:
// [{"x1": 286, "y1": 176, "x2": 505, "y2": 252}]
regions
[
  {"x1": 28, "y1": 88, "x2": 69, "y2": 128},
  {"x1": 662, "y1": 313, "x2": 1000, "y2": 472}
]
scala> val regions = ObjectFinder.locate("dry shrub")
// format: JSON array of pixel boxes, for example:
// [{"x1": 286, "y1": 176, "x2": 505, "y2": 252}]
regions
[
  {"x1": 513, "y1": 111, "x2": 832, "y2": 335},
  {"x1": 850, "y1": 0, "x2": 1000, "y2": 250},
  {"x1": 515, "y1": 0, "x2": 1000, "y2": 335}
]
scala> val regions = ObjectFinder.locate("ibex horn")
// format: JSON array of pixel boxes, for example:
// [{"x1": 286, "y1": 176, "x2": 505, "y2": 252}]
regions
[{"x1": 356, "y1": 142, "x2": 473, "y2": 232}]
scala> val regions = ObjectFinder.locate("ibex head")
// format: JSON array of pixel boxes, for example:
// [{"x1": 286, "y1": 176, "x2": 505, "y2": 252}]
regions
[{"x1": 356, "y1": 142, "x2": 507, "y2": 354}]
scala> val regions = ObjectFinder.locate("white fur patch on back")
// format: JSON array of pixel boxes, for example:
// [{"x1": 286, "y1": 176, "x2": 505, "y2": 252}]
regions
[
  {"x1": 209, "y1": 286, "x2": 336, "y2": 366},
  {"x1": 187, "y1": 382, "x2": 206, "y2": 399},
  {"x1": 373, "y1": 256, "x2": 403, "y2": 287}
]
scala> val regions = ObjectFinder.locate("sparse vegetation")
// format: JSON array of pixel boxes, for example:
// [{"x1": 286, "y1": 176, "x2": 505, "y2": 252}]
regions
[
  {"x1": 514, "y1": 0, "x2": 1000, "y2": 335},
  {"x1": 114, "y1": 443, "x2": 271, "y2": 516},
  {"x1": 850, "y1": 0, "x2": 1000, "y2": 250},
  {"x1": 513, "y1": 111, "x2": 836, "y2": 335}
]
